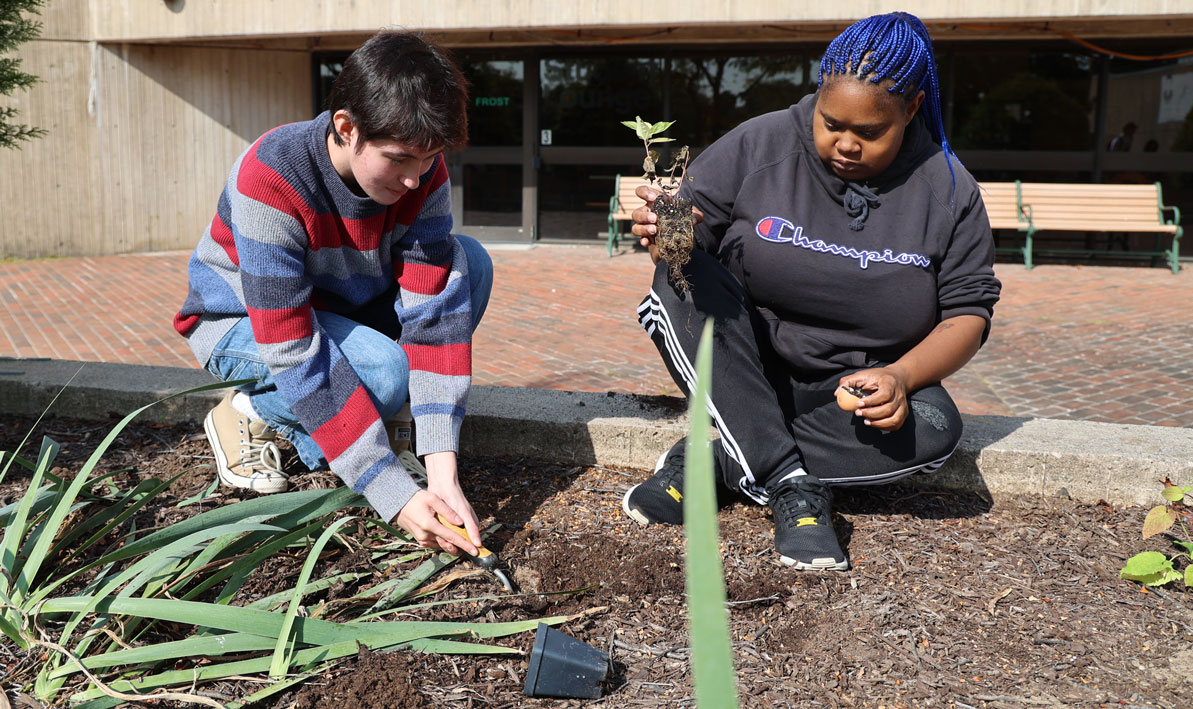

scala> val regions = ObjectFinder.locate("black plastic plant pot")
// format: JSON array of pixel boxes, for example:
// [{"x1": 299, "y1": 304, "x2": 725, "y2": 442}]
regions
[{"x1": 523, "y1": 622, "x2": 610, "y2": 699}]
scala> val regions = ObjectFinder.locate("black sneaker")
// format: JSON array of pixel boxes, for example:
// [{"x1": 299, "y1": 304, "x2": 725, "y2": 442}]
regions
[
  {"x1": 622, "y1": 440, "x2": 688, "y2": 525},
  {"x1": 622, "y1": 438, "x2": 738, "y2": 526},
  {"x1": 769, "y1": 473, "x2": 849, "y2": 571}
]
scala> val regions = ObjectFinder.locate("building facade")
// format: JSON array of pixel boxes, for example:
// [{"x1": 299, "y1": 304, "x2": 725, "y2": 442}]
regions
[{"x1": 2, "y1": 1, "x2": 1191, "y2": 257}]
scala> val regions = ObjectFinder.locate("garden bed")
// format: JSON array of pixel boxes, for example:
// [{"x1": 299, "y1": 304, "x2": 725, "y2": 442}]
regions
[{"x1": 1, "y1": 413, "x2": 1190, "y2": 708}]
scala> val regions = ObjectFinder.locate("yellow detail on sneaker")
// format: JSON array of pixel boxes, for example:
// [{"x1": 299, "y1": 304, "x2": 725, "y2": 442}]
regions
[
  {"x1": 796, "y1": 517, "x2": 819, "y2": 527},
  {"x1": 666, "y1": 485, "x2": 683, "y2": 503}
]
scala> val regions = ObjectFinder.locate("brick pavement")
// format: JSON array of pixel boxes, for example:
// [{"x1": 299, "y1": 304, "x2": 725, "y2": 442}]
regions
[{"x1": 0, "y1": 246, "x2": 1189, "y2": 427}]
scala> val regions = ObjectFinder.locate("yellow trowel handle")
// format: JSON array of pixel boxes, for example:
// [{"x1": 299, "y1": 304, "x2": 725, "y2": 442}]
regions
[{"x1": 436, "y1": 513, "x2": 497, "y2": 569}]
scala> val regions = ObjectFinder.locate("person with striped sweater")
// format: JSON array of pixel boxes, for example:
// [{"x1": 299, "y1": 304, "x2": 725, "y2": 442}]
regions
[{"x1": 174, "y1": 31, "x2": 490, "y2": 556}]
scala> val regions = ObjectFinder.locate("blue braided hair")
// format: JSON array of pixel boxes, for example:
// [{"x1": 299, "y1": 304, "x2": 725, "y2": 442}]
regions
[{"x1": 817, "y1": 12, "x2": 957, "y2": 188}]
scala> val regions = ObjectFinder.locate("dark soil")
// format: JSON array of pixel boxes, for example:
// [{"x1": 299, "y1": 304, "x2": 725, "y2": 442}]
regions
[
  {"x1": 2, "y1": 413, "x2": 1191, "y2": 708},
  {"x1": 652, "y1": 193, "x2": 694, "y2": 291}
]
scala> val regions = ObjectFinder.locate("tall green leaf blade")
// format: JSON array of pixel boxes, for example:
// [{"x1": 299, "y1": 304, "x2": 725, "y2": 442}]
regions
[
  {"x1": 11, "y1": 380, "x2": 250, "y2": 606},
  {"x1": 207, "y1": 518, "x2": 326, "y2": 607},
  {"x1": 43, "y1": 596, "x2": 569, "y2": 645},
  {"x1": 49, "y1": 633, "x2": 282, "y2": 677},
  {"x1": 58, "y1": 521, "x2": 283, "y2": 646},
  {"x1": 52, "y1": 474, "x2": 185, "y2": 565},
  {"x1": 2, "y1": 437, "x2": 61, "y2": 603},
  {"x1": 0, "y1": 364, "x2": 86, "y2": 488},
  {"x1": 683, "y1": 320, "x2": 740, "y2": 708},
  {"x1": 108, "y1": 486, "x2": 359, "y2": 566},
  {"x1": 67, "y1": 616, "x2": 567, "y2": 702},
  {"x1": 0, "y1": 482, "x2": 56, "y2": 527},
  {"x1": 271, "y1": 516, "x2": 357, "y2": 677}
]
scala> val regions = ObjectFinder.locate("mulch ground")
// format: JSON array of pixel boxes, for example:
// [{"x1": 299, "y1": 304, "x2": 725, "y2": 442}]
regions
[{"x1": 1, "y1": 413, "x2": 1190, "y2": 708}]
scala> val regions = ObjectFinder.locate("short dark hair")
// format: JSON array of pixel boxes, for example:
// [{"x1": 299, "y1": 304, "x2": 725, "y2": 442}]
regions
[{"x1": 327, "y1": 31, "x2": 469, "y2": 152}]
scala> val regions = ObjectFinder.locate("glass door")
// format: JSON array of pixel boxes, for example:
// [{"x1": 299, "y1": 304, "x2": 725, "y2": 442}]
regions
[{"x1": 451, "y1": 57, "x2": 533, "y2": 243}]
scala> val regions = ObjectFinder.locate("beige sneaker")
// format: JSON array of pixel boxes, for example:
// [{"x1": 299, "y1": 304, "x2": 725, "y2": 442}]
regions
[
  {"x1": 383, "y1": 403, "x2": 414, "y2": 454},
  {"x1": 203, "y1": 392, "x2": 288, "y2": 493}
]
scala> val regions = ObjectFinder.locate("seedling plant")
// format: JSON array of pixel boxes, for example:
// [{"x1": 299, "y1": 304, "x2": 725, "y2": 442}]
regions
[
  {"x1": 1120, "y1": 480, "x2": 1193, "y2": 587},
  {"x1": 621, "y1": 116, "x2": 695, "y2": 291}
]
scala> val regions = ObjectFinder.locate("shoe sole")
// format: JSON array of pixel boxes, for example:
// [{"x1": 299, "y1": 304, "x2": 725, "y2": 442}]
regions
[
  {"x1": 621, "y1": 485, "x2": 652, "y2": 526},
  {"x1": 204, "y1": 409, "x2": 288, "y2": 494},
  {"x1": 779, "y1": 555, "x2": 850, "y2": 571}
]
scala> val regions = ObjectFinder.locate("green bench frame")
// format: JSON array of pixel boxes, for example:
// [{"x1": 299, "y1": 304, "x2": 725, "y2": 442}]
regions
[{"x1": 983, "y1": 180, "x2": 1182, "y2": 274}]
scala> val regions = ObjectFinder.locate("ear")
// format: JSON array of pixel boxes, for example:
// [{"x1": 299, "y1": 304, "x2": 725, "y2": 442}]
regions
[
  {"x1": 331, "y1": 110, "x2": 359, "y2": 146},
  {"x1": 905, "y1": 90, "x2": 925, "y2": 125}
]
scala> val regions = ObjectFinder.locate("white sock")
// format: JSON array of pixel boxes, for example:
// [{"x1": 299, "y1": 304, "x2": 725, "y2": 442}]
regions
[
  {"x1": 232, "y1": 392, "x2": 262, "y2": 421},
  {"x1": 775, "y1": 468, "x2": 808, "y2": 486}
]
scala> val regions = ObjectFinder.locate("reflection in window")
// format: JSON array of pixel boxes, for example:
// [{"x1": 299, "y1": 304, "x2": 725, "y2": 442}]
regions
[
  {"x1": 540, "y1": 57, "x2": 665, "y2": 146},
  {"x1": 461, "y1": 59, "x2": 524, "y2": 147},
  {"x1": 951, "y1": 52, "x2": 1095, "y2": 151},
  {"x1": 669, "y1": 54, "x2": 814, "y2": 146},
  {"x1": 1105, "y1": 56, "x2": 1193, "y2": 154},
  {"x1": 315, "y1": 59, "x2": 345, "y2": 115}
]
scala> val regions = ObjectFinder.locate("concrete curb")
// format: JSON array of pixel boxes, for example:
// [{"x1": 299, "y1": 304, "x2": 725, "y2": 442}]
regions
[{"x1": 2, "y1": 359, "x2": 1191, "y2": 507}]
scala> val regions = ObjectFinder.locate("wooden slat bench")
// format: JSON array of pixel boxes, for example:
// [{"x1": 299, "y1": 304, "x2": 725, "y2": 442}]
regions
[
  {"x1": 606, "y1": 174, "x2": 650, "y2": 256},
  {"x1": 979, "y1": 180, "x2": 1183, "y2": 273}
]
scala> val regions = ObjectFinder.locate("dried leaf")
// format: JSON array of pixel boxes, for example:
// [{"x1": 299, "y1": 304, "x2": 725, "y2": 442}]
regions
[
  {"x1": 987, "y1": 587, "x2": 1012, "y2": 615},
  {"x1": 1142, "y1": 505, "x2": 1176, "y2": 539},
  {"x1": 413, "y1": 568, "x2": 488, "y2": 596}
]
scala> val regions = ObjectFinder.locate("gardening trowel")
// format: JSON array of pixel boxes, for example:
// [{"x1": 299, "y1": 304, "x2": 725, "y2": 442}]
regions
[{"x1": 436, "y1": 513, "x2": 515, "y2": 593}]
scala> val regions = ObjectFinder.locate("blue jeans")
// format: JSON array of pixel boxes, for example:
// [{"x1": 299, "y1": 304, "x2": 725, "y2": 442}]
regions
[{"x1": 205, "y1": 235, "x2": 493, "y2": 471}]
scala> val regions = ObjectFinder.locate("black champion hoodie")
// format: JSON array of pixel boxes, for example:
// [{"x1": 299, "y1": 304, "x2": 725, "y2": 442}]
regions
[{"x1": 681, "y1": 92, "x2": 1001, "y2": 377}]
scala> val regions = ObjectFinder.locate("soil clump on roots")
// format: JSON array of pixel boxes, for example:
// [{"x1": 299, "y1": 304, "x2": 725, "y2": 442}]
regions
[
  {"x1": 653, "y1": 193, "x2": 695, "y2": 292},
  {"x1": 1, "y1": 413, "x2": 1190, "y2": 708}
]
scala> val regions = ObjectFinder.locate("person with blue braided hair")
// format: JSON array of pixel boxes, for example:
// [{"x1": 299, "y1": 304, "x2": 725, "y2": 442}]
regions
[{"x1": 622, "y1": 12, "x2": 1001, "y2": 571}]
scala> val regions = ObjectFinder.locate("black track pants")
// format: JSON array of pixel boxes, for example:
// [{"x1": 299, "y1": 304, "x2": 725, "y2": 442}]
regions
[{"x1": 637, "y1": 251, "x2": 963, "y2": 504}]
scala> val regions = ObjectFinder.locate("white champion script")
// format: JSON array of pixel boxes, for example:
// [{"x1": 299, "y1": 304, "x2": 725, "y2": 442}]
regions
[{"x1": 755, "y1": 217, "x2": 931, "y2": 270}]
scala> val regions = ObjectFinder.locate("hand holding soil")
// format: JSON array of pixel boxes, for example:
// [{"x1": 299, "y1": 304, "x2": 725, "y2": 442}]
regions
[{"x1": 631, "y1": 184, "x2": 705, "y2": 264}]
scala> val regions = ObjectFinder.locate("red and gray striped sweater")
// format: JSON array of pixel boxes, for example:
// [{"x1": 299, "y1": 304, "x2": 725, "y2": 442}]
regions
[{"x1": 174, "y1": 114, "x2": 471, "y2": 520}]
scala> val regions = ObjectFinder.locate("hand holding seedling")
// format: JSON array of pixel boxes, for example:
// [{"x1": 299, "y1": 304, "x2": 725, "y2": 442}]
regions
[
  {"x1": 621, "y1": 116, "x2": 697, "y2": 289},
  {"x1": 631, "y1": 184, "x2": 705, "y2": 264},
  {"x1": 837, "y1": 367, "x2": 911, "y2": 431}
]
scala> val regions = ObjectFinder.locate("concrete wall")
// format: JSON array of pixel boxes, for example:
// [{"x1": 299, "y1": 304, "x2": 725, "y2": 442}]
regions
[
  {"x1": 81, "y1": 1, "x2": 1193, "y2": 41},
  {"x1": 0, "y1": 39, "x2": 309, "y2": 258}
]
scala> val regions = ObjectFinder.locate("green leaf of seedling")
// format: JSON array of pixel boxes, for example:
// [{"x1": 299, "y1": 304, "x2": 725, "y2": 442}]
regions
[
  {"x1": 1175, "y1": 540, "x2": 1193, "y2": 558},
  {"x1": 621, "y1": 120, "x2": 642, "y2": 130},
  {"x1": 632, "y1": 116, "x2": 654, "y2": 141},
  {"x1": 649, "y1": 137, "x2": 676, "y2": 143},
  {"x1": 650, "y1": 120, "x2": 675, "y2": 136},
  {"x1": 1142, "y1": 506, "x2": 1176, "y2": 539},
  {"x1": 1162, "y1": 486, "x2": 1185, "y2": 502},
  {"x1": 1186, "y1": 565, "x2": 1193, "y2": 587},
  {"x1": 1121, "y1": 551, "x2": 1179, "y2": 586}
]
